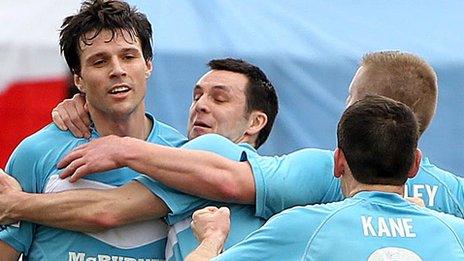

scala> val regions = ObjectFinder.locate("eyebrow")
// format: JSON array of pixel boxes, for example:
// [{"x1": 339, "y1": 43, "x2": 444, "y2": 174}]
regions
[
  {"x1": 120, "y1": 47, "x2": 140, "y2": 53},
  {"x1": 85, "y1": 47, "x2": 141, "y2": 61},
  {"x1": 194, "y1": 84, "x2": 231, "y2": 92},
  {"x1": 85, "y1": 52, "x2": 106, "y2": 63}
]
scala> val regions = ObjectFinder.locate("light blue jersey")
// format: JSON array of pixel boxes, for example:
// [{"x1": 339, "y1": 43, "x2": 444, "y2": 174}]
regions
[
  {"x1": 0, "y1": 113, "x2": 187, "y2": 260},
  {"x1": 248, "y1": 148, "x2": 464, "y2": 219},
  {"x1": 136, "y1": 133, "x2": 464, "y2": 259},
  {"x1": 135, "y1": 134, "x2": 266, "y2": 261},
  {"x1": 247, "y1": 148, "x2": 340, "y2": 219},
  {"x1": 404, "y1": 157, "x2": 464, "y2": 217},
  {"x1": 215, "y1": 191, "x2": 464, "y2": 260}
]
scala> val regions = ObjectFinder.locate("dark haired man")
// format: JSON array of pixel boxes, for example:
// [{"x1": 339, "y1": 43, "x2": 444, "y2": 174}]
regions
[
  {"x1": 0, "y1": 13, "x2": 279, "y2": 261},
  {"x1": 0, "y1": 0, "x2": 190, "y2": 259},
  {"x1": 3, "y1": 51, "x2": 464, "y2": 259},
  {"x1": 54, "y1": 51, "x2": 464, "y2": 258},
  {"x1": 52, "y1": 51, "x2": 463, "y2": 219},
  {"x1": 186, "y1": 96, "x2": 464, "y2": 260}
]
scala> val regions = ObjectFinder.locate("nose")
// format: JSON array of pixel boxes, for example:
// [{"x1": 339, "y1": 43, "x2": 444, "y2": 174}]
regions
[
  {"x1": 109, "y1": 57, "x2": 127, "y2": 78},
  {"x1": 192, "y1": 95, "x2": 211, "y2": 114}
]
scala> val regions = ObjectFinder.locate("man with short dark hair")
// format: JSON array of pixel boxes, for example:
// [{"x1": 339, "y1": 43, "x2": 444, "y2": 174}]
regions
[
  {"x1": 2, "y1": 51, "x2": 463, "y2": 259},
  {"x1": 54, "y1": 51, "x2": 460, "y2": 218},
  {"x1": 0, "y1": 58, "x2": 279, "y2": 260},
  {"x1": 0, "y1": 0, "x2": 190, "y2": 259},
  {"x1": 186, "y1": 96, "x2": 464, "y2": 260}
]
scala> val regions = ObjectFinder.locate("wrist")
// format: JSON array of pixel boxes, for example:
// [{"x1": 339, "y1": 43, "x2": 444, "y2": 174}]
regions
[
  {"x1": 5, "y1": 190, "x2": 31, "y2": 220},
  {"x1": 203, "y1": 230, "x2": 229, "y2": 253},
  {"x1": 201, "y1": 234, "x2": 227, "y2": 255},
  {"x1": 120, "y1": 137, "x2": 140, "y2": 166}
]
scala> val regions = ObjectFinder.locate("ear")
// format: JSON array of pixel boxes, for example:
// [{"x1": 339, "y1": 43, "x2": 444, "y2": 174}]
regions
[
  {"x1": 74, "y1": 74, "x2": 85, "y2": 93},
  {"x1": 245, "y1": 111, "x2": 268, "y2": 137},
  {"x1": 407, "y1": 148, "x2": 422, "y2": 179},
  {"x1": 145, "y1": 60, "x2": 153, "y2": 79},
  {"x1": 334, "y1": 148, "x2": 346, "y2": 178}
]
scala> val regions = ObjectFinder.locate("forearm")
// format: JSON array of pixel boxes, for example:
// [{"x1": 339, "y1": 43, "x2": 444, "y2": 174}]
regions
[
  {"x1": 7, "y1": 189, "x2": 125, "y2": 232},
  {"x1": 123, "y1": 138, "x2": 255, "y2": 203},
  {"x1": 7, "y1": 182, "x2": 167, "y2": 232},
  {"x1": 185, "y1": 235, "x2": 225, "y2": 261}
]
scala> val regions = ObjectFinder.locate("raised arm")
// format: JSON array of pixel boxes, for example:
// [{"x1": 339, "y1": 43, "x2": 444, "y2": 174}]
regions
[
  {"x1": 58, "y1": 135, "x2": 256, "y2": 204},
  {"x1": 0, "y1": 176, "x2": 168, "y2": 233}
]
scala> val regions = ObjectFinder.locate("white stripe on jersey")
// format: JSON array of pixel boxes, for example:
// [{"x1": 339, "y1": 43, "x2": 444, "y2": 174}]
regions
[{"x1": 44, "y1": 175, "x2": 169, "y2": 249}]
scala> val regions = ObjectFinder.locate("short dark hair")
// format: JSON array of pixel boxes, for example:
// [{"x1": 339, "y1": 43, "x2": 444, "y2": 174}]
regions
[
  {"x1": 60, "y1": 0, "x2": 153, "y2": 75},
  {"x1": 208, "y1": 58, "x2": 279, "y2": 148},
  {"x1": 337, "y1": 95, "x2": 419, "y2": 185}
]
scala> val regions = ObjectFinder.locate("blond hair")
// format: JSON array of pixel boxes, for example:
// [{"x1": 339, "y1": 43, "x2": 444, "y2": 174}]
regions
[{"x1": 359, "y1": 51, "x2": 438, "y2": 135}]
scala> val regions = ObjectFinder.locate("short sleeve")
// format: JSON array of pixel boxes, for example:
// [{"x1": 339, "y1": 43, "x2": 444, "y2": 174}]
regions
[
  {"x1": 250, "y1": 148, "x2": 343, "y2": 219},
  {"x1": 0, "y1": 139, "x2": 42, "y2": 254},
  {"x1": 134, "y1": 134, "x2": 255, "y2": 223},
  {"x1": 134, "y1": 175, "x2": 214, "y2": 224}
]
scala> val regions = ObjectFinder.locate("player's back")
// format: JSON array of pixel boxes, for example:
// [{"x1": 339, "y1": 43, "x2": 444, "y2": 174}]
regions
[{"x1": 302, "y1": 191, "x2": 464, "y2": 260}]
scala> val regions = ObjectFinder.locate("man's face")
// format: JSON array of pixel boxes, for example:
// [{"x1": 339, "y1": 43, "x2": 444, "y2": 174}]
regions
[
  {"x1": 75, "y1": 29, "x2": 152, "y2": 120},
  {"x1": 187, "y1": 70, "x2": 251, "y2": 142}
]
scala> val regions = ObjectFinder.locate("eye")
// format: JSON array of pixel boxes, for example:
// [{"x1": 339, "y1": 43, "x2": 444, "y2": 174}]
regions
[
  {"x1": 193, "y1": 93, "x2": 202, "y2": 101},
  {"x1": 124, "y1": 54, "x2": 136, "y2": 60},
  {"x1": 213, "y1": 94, "x2": 228, "y2": 103},
  {"x1": 93, "y1": 59, "x2": 106, "y2": 66}
]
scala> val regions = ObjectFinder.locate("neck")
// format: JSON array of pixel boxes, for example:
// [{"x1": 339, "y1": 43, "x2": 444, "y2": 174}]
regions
[
  {"x1": 90, "y1": 108, "x2": 152, "y2": 140},
  {"x1": 234, "y1": 134, "x2": 257, "y2": 148},
  {"x1": 348, "y1": 183, "x2": 405, "y2": 197}
]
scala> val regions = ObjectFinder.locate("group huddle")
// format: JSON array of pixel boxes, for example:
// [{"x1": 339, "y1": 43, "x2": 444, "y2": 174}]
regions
[{"x1": 0, "y1": 0, "x2": 463, "y2": 260}]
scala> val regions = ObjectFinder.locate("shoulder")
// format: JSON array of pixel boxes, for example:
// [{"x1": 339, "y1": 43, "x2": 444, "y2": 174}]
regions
[
  {"x1": 423, "y1": 208, "x2": 464, "y2": 237},
  {"x1": 416, "y1": 157, "x2": 462, "y2": 184},
  {"x1": 150, "y1": 116, "x2": 187, "y2": 147},
  {"x1": 250, "y1": 148, "x2": 335, "y2": 187},
  {"x1": 183, "y1": 133, "x2": 235, "y2": 149},
  {"x1": 253, "y1": 203, "x2": 350, "y2": 248},
  {"x1": 411, "y1": 157, "x2": 464, "y2": 206},
  {"x1": 8, "y1": 124, "x2": 79, "y2": 164},
  {"x1": 271, "y1": 200, "x2": 351, "y2": 227},
  {"x1": 182, "y1": 134, "x2": 249, "y2": 161},
  {"x1": 282, "y1": 148, "x2": 334, "y2": 167},
  {"x1": 257, "y1": 147, "x2": 333, "y2": 167},
  {"x1": 6, "y1": 124, "x2": 83, "y2": 191}
]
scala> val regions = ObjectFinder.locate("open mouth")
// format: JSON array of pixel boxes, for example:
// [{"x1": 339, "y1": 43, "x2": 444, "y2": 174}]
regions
[
  {"x1": 108, "y1": 85, "x2": 131, "y2": 94},
  {"x1": 194, "y1": 121, "x2": 211, "y2": 128}
]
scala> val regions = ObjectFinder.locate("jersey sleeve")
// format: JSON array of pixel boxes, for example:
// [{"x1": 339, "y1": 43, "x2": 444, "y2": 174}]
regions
[
  {"x1": 0, "y1": 138, "x2": 43, "y2": 255},
  {"x1": 134, "y1": 175, "x2": 214, "y2": 224},
  {"x1": 135, "y1": 134, "x2": 250, "y2": 224},
  {"x1": 214, "y1": 206, "x2": 323, "y2": 260},
  {"x1": 248, "y1": 148, "x2": 343, "y2": 219}
]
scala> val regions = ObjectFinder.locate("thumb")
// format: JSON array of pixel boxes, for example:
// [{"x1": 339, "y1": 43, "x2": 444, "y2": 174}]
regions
[{"x1": 218, "y1": 207, "x2": 230, "y2": 216}]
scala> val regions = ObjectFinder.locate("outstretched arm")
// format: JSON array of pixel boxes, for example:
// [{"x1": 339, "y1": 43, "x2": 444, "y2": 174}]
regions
[
  {"x1": 0, "y1": 175, "x2": 168, "y2": 233},
  {"x1": 59, "y1": 135, "x2": 256, "y2": 204}
]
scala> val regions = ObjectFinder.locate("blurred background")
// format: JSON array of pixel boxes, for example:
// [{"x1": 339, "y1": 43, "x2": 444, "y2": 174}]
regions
[{"x1": 0, "y1": 0, "x2": 462, "y2": 176}]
